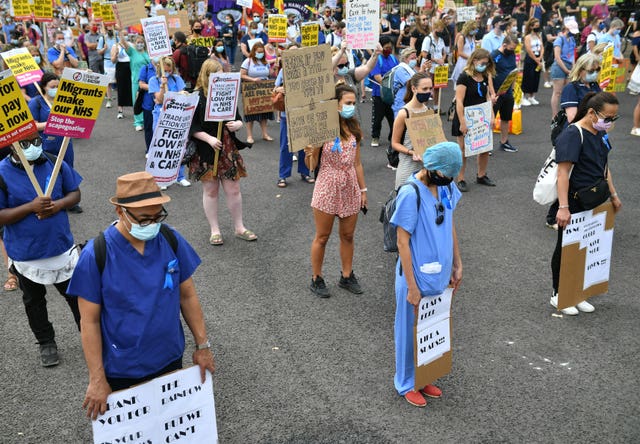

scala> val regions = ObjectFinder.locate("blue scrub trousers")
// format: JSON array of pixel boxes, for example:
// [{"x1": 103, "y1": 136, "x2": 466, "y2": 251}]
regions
[
  {"x1": 394, "y1": 263, "x2": 416, "y2": 396},
  {"x1": 279, "y1": 116, "x2": 309, "y2": 179}
]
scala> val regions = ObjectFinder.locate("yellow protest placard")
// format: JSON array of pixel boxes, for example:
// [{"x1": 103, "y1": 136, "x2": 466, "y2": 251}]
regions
[
  {"x1": 599, "y1": 45, "x2": 614, "y2": 91},
  {"x1": 433, "y1": 64, "x2": 449, "y2": 89},
  {"x1": 0, "y1": 70, "x2": 37, "y2": 146},
  {"x1": 12, "y1": 0, "x2": 32, "y2": 20},
  {"x1": 101, "y1": 2, "x2": 117, "y2": 26},
  {"x1": 496, "y1": 68, "x2": 519, "y2": 95},
  {"x1": 1, "y1": 48, "x2": 44, "y2": 87},
  {"x1": 191, "y1": 37, "x2": 216, "y2": 47},
  {"x1": 301, "y1": 22, "x2": 319, "y2": 47},
  {"x1": 93, "y1": 2, "x2": 103, "y2": 21},
  {"x1": 33, "y1": 0, "x2": 54, "y2": 22},
  {"x1": 44, "y1": 68, "x2": 110, "y2": 139},
  {"x1": 268, "y1": 14, "x2": 287, "y2": 43}
]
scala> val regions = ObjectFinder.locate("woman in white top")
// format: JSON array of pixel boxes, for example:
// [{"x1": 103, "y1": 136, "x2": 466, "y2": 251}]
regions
[
  {"x1": 521, "y1": 18, "x2": 544, "y2": 106},
  {"x1": 421, "y1": 19, "x2": 446, "y2": 111},
  {"x1": 240, "y1": 42, "x2": 274, "y2": 143},
  {"x1": 451, "y1": 20, "x2": 478, "y2": 83}
]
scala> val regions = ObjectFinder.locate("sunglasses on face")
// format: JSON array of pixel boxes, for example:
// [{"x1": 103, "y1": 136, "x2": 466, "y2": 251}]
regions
[
  {"x1": 587, "y1": 67, "x2": 601, "y2": 74},
  {"x1": 337, "y1": 63, "x2": 348, "y2": 69},
  {"x1": 124, "y1": 207, "x2": 168, "y2": 227},
  {"x1": 595, "y1": 110, "x2": 620, "y2": 123},
  {"x1": 19, "y1": 137, "x2": 42, "y2": 149}
]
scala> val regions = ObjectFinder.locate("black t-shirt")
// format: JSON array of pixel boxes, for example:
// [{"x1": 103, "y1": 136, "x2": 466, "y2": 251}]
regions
[
  {"x1": 456, "y1": 71, "x2": 489, "y2": 106},
  {"x1": 555, "y1": 124, "x2": 611, "y2": 191},
  {"x1": 412, "y1": 28, "x2": 427, "y2": 53}
]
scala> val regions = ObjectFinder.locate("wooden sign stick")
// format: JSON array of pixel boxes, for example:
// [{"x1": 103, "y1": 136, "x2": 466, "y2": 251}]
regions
[
  {"x1": 11, "y1": 142, "x2": 44, "y2": 197},
  {"x1": 212, "y1": 122, "x2": 222, "y2": 177},
  {"x1": 44, "y1": 136, "x2": 70, "y2": 197}
]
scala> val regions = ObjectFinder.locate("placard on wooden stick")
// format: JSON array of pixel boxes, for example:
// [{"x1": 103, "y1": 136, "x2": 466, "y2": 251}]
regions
[
  {"x1": 242, "y1": 80, "x2": 275, "y2": 116},
  {"x1": 405, "y1": 110, "x2": 447, "y2": 157},
  {"x1": 558, "y1": 202, "x2": 616, "y2": 310}
]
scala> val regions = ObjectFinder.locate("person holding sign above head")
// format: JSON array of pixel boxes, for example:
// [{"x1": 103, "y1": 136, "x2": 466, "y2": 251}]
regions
[
  {"x1": 120, "y1": 31, "x2": 151, "y2": 132},
  {"x1": 490, "y1": 33, "x2": 519, "y2": 154},
  {"x1": 46, "y1": 30, "x2": 79, "y2": 76},
  {"x1": 306, "y1": 85, "x2": 368, "y2": 298},
  {"x1": 66, "y1": 172, "x2": 215, "y2": 420},
  {"x1": 0, "y1": 134, "x2": 83, "y2": 367},
  {"x1": 551, "y1": 92, "x2": 622, "y2": 315},
  {"x1": 390, "y1": 141, "x2": 463, "y2": 407},
  {"x1": 451, "y1": 48, "x2": 496, "y2": 192},
  {"x1": 370, "y1": 37, "x2": 399, "y2": 147},
  {"x1": 189, "y1": 59, "x2": 256, "y2": 246},
  {"x1": 391, "y1": 72, "x2": 434, "y2": 189},
  {"x1": 240, "y1": 42, "x2": 274, "y2": 143}
]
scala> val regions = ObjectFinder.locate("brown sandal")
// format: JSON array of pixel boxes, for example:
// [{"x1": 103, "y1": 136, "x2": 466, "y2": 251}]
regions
[{"x1": 4, "y1": 275, "x2": 18, "y2": 291}]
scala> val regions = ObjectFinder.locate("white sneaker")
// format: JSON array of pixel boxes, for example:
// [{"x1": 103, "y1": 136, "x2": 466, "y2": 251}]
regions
[
  {"x1": 160, "y1": 185, "x2": 168, "y2": 191},
  {"x1": 117, "y1": 112, "x2": 124, "y2": 119},
  {"x1": 529, "y1": 97, "x2": 540, "y2": 105},
  {"x1": 177, "y1": 179, "x2": 191, "y2": 187},
  {"x1": 543, "y1": 81, "x2": 552, "y2": 88},
  {"x1": 630, "y1": 127, "x2": 640, "y2": 136},
  {"x1": 521, "y1": 97, "x2": 531, "y2": 106},
  {"x1": 105, "y1": 100, "x2": 112, "y2": 108},
  {"x1": 135, "y1": 125, "x2": 143, "y2": 132},
  {"x1": 576, "y1": 300, "x2": 595, "y2": 313},
  {"x1": 292, "y1": 154, "x2": 298, "y2": 162},
  {"x1": 550, "y1": 294, "x2": 579, "y2": 316},
  {"x1": 370, "y1": 138, "x2": 379, "y2": 147}
]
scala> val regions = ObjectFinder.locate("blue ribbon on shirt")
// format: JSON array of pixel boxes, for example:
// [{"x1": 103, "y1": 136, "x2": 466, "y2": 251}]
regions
[
  {"x1": 331, "y1": 137, "x2": 342, "y2": 153},
  {"x1": 164, "y1": 259, "x2": 178, "y2": 289}
]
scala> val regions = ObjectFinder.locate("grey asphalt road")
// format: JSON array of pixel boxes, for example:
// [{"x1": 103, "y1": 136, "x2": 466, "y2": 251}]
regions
[{"x1": 0, "y1": 83, "x2": 638, "y2": 444}]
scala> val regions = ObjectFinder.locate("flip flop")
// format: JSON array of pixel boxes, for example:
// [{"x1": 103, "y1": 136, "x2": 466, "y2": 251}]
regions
[
  {"x1": 301, "y1": 175, "x2": 315, "y2": 184},
  {"x1": 235, "y1": 230, "x2": 257, "y2": 242},
  {"x1": 262, "y1": 136, "x2": 274, "y2": 141},
  {"x1": 277, "y1": 179, "x2": 287, "y2": 188},
  {"x1": 3, "y1": 275, "x2": 18, "y2": 291},
  {"x1": 209, "y1": 234, "x2": 224, "y2": 246}
]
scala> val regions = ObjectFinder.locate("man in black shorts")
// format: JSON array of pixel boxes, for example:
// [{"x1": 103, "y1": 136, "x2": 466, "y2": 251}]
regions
[{"x1": 491, "y1": 33, "x2": 519, "y2": 153}]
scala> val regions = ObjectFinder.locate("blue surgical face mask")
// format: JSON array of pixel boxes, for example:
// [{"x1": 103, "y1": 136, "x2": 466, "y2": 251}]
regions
[
  {"x1": 613, "y1": 29, "x2": 621, "y2": 36},
  {"x1": 598, "y1": 22, "x2": 606, "y2": 31},
  {"x1": 469, "y1": 29, "x2": 478, "y2": 35},
  {"x1": 339, "y1": 104, "x2": 355, "y2": 119},
  {"x1": 475, "y1": 63, "x2": 487, "y2": 72},
  {"x1": 47, "y1": 88, "x2": 57, "y2": 98},
  {"x1": 215, "y1": 46, "x2": 224, "y2": 53},
  {"x1": 33, "y1": 56, "x2": 41, "y2": 64},
  {"x1": 337, "y1": 66, "x2": 349, "y2": 76},
  {"x1": 123, "y1": 211, "x2": 161, "y2": 241},
  {"x1": 585, "y1": 70, "x2": 599, "y2": 82},
  {"x1": 225, "y1": 19, "x2": 231, "y2": 24},
  {"x1": 255, "y1": 52, "x2": 264, "y2": 59},
  {"x1": 23, "y1": 144, "x2": 43, "y2": 161},
  {"x1": 408, "y1": 59, "x2": 417, "y2": 68}
]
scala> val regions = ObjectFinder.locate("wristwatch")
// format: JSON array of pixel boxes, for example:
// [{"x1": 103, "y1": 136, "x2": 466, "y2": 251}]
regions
[{"x1": 196, "y1": 340, "x2": 211, "y2": 350}]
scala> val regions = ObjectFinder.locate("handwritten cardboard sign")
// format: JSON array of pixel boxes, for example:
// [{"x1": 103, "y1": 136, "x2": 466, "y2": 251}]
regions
[
  {"x1": 91, "y1": 366, "x2": 218, "y2": 444},
  {"x1": 114, "y1": 0, "x2": 148, "y2": 29},
  {"x1": 405, "y1": 111, "x2": 447, "y2": 157},
  {"x1": 286, "y1": 100, "x2": 339, "y2": 153},
  {"x1": 345, "y1": 0, "x2": 379, "y2": 49},
  {"x1": 0, "y1": 70, "x2": 37, "y2": 146},
  {"x1": 463, "y1": 101, "x2": 493, "y2": 157},
  {"x1": 301, "y1": 22, "x2": 319, "y2": 47},
  {"x1": 157, "y1": 9, "x2": 191, "y2": 35},
  {"x1": 558, "y1": 202, "x2": 616, "y2": 310},
  {"x1": 268, "y1": 14, "x2": 287, "y2": 43},
  {"x1": 146, "y1": 92, "x2": 199, "y2": 185},
  {"x1": 281, "y1": 45, "x2": 334, "y2": 108},
  {"x1": 242, "y1": 80, "x2": 275, "y2": 116},
  {"x1": 457, "y1": 6, "x2": 477, "y2": 22},
  {"x1": 1, "y1": 48, "x2": 43, "y2": 87},
  {"x1": 205, "y1": 72, "x2": 241, "y2": 121},
  {"x1": 141, "y1": 16, "x2": 173, "y2": 58},
  {"x1": 44, "y1": 68, "x2": 109, "y2": 139}
]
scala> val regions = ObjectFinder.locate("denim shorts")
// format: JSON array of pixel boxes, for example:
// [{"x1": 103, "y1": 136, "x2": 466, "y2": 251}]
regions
[{"x1": 550, "y1": 61, "x2": 572, "y2": 80}]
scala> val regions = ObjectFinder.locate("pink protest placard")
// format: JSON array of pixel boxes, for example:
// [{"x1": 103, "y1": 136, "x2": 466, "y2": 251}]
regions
[{"x1": 0, "y1": 48, "x2": 44, "y2": 87}]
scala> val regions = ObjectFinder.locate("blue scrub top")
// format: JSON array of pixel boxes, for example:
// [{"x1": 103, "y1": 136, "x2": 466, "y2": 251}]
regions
[
  {"x1": 554, "y1": 34, "x2": 576, "y2": 64},
  {"x1": 138, "y1": 63, "x2": 157, "y2": 111},
  {"x1": 0, "y1": 156, "x2": 82, "y2": 261},
  {"x1": 390, "y1": 175, "x2": 461, "y2": 296},
  {"x1": 67, "y1": 224, "x2": 201, "y2": 379},
  {"x1": 491, "y1": 49, "x2": 517, "y2": 96},
  {"x1": 392, "y1": 65, "x2": 415, "y2": 117},
  {"x1": 369, "y1": 54, "x2": 399, "y2": 97}
]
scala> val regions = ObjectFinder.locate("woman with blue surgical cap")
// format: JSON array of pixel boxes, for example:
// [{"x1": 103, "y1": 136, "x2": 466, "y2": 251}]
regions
[{"x1": 390, "y1": 141, "x2": 463, "y2": 408}]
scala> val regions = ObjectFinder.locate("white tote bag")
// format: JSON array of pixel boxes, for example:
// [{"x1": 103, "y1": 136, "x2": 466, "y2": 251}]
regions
[{"x1": 533, "y1": 125, "x2": 580, "y2": 205}]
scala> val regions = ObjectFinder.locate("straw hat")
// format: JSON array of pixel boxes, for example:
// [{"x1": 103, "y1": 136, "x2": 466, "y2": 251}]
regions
[{"x1": 109, "y1": 172, "x2": 171, "y2": 208}]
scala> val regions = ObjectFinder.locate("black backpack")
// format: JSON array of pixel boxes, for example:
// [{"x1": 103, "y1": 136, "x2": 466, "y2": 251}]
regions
[
  {"x1": 550, "y1": 82, "x2": 580, "y2": 146},
  {"x1": 182, "y1": 45, "x2": 210, "y2": 81},
  {"x1": 379, "y1": 182, "x2": 420, "y2": 253}
]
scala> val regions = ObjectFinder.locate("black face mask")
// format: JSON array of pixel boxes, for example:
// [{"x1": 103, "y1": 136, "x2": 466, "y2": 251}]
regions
[
  {"x1": 499, "y1": 24, "x2": 508, "y2": 31},
  {"x1": 533, "y1": 27, "x2": 540, "y2": 32},
  {"x1": 416, "y1": 92, "x2": 431, "y2": 103},
  {"x1": 503, "y1": 49, "x2": 515, "y2": 56},
  {"x1": 429, "y1": 170, "x2": 453, "y2": 186},
  {"x1": 436, "y1": 31, "x2": 446, "y2": 38},
  {"x1": 193, "y1": 28, "x2": 202, "y2": 34}
]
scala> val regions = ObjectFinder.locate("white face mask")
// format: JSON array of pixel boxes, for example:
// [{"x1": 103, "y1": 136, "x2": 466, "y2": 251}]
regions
[{"x1": 23, "y1": 144, "x2": 43, "y2": 161}]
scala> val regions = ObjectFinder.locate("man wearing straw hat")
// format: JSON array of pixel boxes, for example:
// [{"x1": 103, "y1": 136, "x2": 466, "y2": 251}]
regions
[{"x1": 67, "y1": 171, "x2": 215, "y2": 420}]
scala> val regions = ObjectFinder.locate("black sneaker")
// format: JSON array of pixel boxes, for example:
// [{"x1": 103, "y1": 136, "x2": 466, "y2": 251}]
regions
[
  {"x1": 310, "y1": 276, "x2": 330, "y2": 298},
  {"x1": 39, "y1": 340, "x2": 59, "y2": 367},
  {"x1": 500, "y1": 141, "x2": 518, "y2": 152},
  {"x1": 68, "y1": 205, "x2": 83, "y2": 214},
  {"x1": 476, "y1": 175, "x2": 496, "y2": 186},
  {"x1": 456, "y1": 180, "x2": 468, "y2": 192},
  {"x1": 338, "y1": 271, "x2": 363, "y2": 294}
]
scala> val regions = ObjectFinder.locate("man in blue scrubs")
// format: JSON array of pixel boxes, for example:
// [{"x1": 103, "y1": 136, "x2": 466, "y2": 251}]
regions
[
  {"x1": 391, "y1": 142, "x2": 463, "y2": 408},
  {"x1": 68, "y1": 172, "x2": 215, "y2": 420}
]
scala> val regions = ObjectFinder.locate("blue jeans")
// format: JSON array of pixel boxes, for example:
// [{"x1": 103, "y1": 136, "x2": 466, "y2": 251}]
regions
[
  {"x1": 225, "y1": 44, "x2": 237, "y2": 65},
  {"x1": 279, "y1": 117, "x2": 309, "y2": 179}
]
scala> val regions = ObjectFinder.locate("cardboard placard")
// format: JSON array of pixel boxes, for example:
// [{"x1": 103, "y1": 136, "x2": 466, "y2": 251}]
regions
[
  {"x1": 496, "y1": 68, "x2": 519, "y2": 96},
  {"x1": 33, "y1": 0, "x2": 54, "y2": 23},
  {"x1": 191, "y1": 37, "x2": 216, "y2": 47},
  {"x1": 241, "y1": 79, "x2": 275, "y2": 116},
  {"x1": 281, "y1": 45, "x2": 334, "y2": 109},
  {"x1": 91, "y1": 366, "x2": 218, "y2": 444},
  {"x1": 558, "y1": 202, "x2": 616, "y2": 310},
  {"x1": 0, "y1": 70, "x2": 37, "y2": 146},
  {"x1": 268, "y1": 14, "x2": 287, "y2": 43},
  {"x1": 236, "y1": 0, "x2": 253, "y2": 8},
  {"x1": 414, "y1": 289, "x2": 454, "y2": 390},
  {"x1": 285, "y1": 100, "x2": 339, "y2": 153},
  {"x1": 141, "y1": 16, "x2": 173, "y2": 58},
  {"x1": 345, "y1": 1, "x2": 379, "y2": 49},
  {"x1": 101, "y1": 2, "x2": 117, "y2": 27},
  {"x1": 1, "y1": 48, "x2": 44, "y2": 87},
  {"x1": 157, "y1": 9, "x2": 191, "y2": 35},
  {"x1": 12, "y1": 0, "x2": 32, "y2": 20},
  {"x1": 44, "y1": 68, "x2": 109, "y2": 139},
  {"x1": 205, "y1": 72, "x2": 241, "y2": 121},
  {"x1": 457, "y1": 6, "x2": 476, "y2": 22},
  {"x1": 433, "y1": 65, "x2": 449, "y2": 89},
  {"x1": 146, "y1": 92, "x2": 199, "y2": 185},
  {"x1": 301, "y1": 22, "x2": 319, "y2": 47},
  {"x1": 405, "y1": 110, "x2": 447, "y2": 157},
  {"x1": 115, "y1": 0, "x2": 149, "y2": 29},
  {"x1": 463, "y1": 101, "x2": 493, "y2": 157}
]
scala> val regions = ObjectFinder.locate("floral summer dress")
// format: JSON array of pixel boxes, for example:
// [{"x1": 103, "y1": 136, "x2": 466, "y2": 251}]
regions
[{"x1": 311, "y1": 135, "x2": 361, "y2": 218}]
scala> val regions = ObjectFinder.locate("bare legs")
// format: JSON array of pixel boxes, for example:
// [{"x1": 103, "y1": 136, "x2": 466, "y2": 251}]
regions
[
  {"x1": 455, "y1": 135, "x2": 489, "y2": 180},
  {"x1": 201, "y1": 178, "x2": 250, "y2": 236},
  {"x1": 311, "y1": 209, "x2": 358, "y2": 279},
  {"x1": 551, "y1": 78, "x2": 567, "y2": 117}
]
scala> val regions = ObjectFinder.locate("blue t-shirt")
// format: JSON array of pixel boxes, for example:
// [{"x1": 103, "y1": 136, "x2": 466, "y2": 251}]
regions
[
  {"x1": 67, "y1": 225, "x2": 201, "y2": 379},
  {"x1": 491, "y1": 49, "x2": 517, "y2": 96},
  {"x1": 138, "y1": 63, "x2": 158, "y2": 111},
  {"x1": 390, "y1": 175, "x2": 461, "y2": 296},
  {"x1": 46, "y1": 46, "x2": 78, "y2": 65},
  {"x1": 0, "y1": 156, "x2": 82, "y2": 261},
  {"x1": 555, "y1": 124, "x2": 611, "y2": 191},
  {"x1": 24, "y1": 83, "x2": 39, "y2": 99},
  {"x1": 28, "y1": 95, "x2": 74, "y2": 156},
  {"x1": 560, "y1": 81, "x2": 601, "y2": 110},
  {"x1": 597, "y1": 33, "x2": 622, "y2": 59},
  {"x1": 369, "y1": 54, "x2": 399, "y2": 97},
  {"x1": 148, "y1": 73, "x2": 186, "y2": 126},
  {"x1": 553, "y1": 34, "x2": 576, "y2": 64},
  {"x1": 392, "y1": 64, "x2": 415, "y2": 117},
  {"x1": 481, "y1": 31, "x2": 504, "y2": 53}
]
